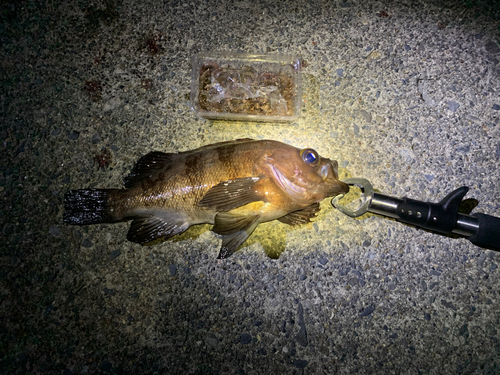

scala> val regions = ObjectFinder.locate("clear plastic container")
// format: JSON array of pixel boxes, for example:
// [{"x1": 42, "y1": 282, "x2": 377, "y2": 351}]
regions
[{"x1": 191, "y1": 53, "x2": 302, "y2": 122}]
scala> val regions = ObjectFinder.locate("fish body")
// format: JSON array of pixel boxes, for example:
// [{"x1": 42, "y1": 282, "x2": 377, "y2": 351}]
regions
[{"x1": 64, "y1": 139, "x2": 348, "y2": 258}]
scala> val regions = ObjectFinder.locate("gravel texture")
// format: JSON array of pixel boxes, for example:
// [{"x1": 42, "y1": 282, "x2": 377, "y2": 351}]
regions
[{"x1": 1, "y1": 0, "x2": 500, "y2": 374}]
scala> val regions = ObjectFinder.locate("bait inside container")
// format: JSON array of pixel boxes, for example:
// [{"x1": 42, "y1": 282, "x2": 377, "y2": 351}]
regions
[{"x1": 190, "y1": 53, "x2": 302, "y2": 122}]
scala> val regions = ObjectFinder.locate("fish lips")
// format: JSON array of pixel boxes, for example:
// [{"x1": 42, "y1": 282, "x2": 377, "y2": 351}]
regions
[{"x1": 319, "y1": 159, "x2": 349, "y2": 196}]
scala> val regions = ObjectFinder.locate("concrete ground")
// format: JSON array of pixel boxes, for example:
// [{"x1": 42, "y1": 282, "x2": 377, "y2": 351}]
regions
[{"x1": 1, "y1": 0, "x2": 499, "y2": 374}]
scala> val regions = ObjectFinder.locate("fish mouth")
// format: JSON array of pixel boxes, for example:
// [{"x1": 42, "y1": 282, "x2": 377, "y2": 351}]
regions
[
  {"x1": 320, "y1": 160, "x2": 349, "y2": 195},
  {"x1": 271, "y1": 165, "x2": 307, "y2": 201}
]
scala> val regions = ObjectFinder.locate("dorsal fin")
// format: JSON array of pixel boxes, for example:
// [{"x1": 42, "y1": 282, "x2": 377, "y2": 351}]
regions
[
  {"x1": 123, "y1": 140, "x2": 255, "y2": 188},
  {"x1": 123, "y1": 151, "x2": 176, "y2": 188},
  {"x1": 181, "y1": 138, "x2": 254, "y2": 154}
]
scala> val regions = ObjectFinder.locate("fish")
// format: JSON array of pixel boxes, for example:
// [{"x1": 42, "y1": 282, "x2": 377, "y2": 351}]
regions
[{"x1": 63, "y1": 139, "x2": 349, "y2": 258}]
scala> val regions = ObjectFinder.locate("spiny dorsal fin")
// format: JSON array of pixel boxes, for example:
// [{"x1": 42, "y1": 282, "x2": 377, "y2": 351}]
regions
[
  {"x1": 123, "y1": 151, "x2": 176, "y2": 188},
  {"x1": 123, "y1": 140, "x2": 255, "y2": 188},
  {"x1": 277, "y1": 203, "x2": 321, "y2": 226},
  {"x1": 182, "y1": 138, "x2": 254, "y2": 154},
  {"x1": 199, "y1": 176, "x2": 264, "y2": 212}
]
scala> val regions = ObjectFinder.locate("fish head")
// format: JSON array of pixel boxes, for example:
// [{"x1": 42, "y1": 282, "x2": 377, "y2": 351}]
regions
[{"x1": 262, "y1": 144, "x2": 349, "y2": 206}]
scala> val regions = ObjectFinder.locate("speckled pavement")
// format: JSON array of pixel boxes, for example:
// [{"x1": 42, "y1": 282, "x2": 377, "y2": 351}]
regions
[{"x1": 1, "y1": 0, "x2": 500, "y2": 374}]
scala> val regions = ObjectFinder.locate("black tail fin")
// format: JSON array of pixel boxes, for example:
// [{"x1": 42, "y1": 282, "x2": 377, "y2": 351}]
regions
[{"x1": 64, "y1": 189, "x2": 119, "y2": 225}]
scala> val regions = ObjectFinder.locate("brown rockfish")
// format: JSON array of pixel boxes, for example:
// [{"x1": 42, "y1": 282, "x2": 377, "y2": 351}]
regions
[{"x1": 64, "y1": 139, "x2": 348, "y2": 258}]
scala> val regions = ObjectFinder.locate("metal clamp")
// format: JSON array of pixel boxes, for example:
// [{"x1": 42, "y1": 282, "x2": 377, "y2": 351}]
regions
[
  {"x1": 331, "y1": 178, "x2": 374, "y2": 217},
  {"x1": 331, "y1": 176, "x2": 500, "y2": 251}
]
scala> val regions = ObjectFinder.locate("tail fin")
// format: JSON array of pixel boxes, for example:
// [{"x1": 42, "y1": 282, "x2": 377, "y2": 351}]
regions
[{"x1": 64, "y1": 189, "x2": 120, "y2": 225}]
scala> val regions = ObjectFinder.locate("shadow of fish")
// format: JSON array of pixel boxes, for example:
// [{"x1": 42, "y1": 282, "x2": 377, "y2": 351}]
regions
[{"x1": 64, "y1": 139, "x2": 348, "y2": 258}]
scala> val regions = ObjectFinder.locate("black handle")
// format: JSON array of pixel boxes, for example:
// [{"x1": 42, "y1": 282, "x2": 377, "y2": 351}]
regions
[
  {"x1": 368, "y1": 187, "x2": 500, "y2": 252},
  {"x1": 397, "y1": 187, "x2": 468, "y2": 234},
  {"x1": 468, "y1": 213, "x2": 500, "y2": 251}
]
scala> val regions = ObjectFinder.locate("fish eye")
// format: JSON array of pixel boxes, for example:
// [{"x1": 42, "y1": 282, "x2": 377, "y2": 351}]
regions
[{"x1": 300, "y1": 148, "x2": 320, "y2": 166}]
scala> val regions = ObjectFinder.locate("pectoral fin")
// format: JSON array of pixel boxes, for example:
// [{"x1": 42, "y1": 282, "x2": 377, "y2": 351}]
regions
[
  {"x1": 212, "y1": 212, "x2": 260, "y2": 259},
  {"x1": 199, "y1": 176, "x2": 265, "y2": 212},
  {"x1": 277, "y1": 203, "x2": 321, "y2": 225},
  {"x1": 127, "y1": 215, "x2": 189, "y2": 245}
]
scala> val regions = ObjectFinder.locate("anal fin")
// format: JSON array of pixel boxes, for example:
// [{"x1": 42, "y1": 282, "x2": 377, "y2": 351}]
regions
[
  {"x1": 277, "y1": 203, "x2": 320, "y2": 226},
  {"x1": 127, "y1": 215, "x2": 189, "y2": 245}
]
